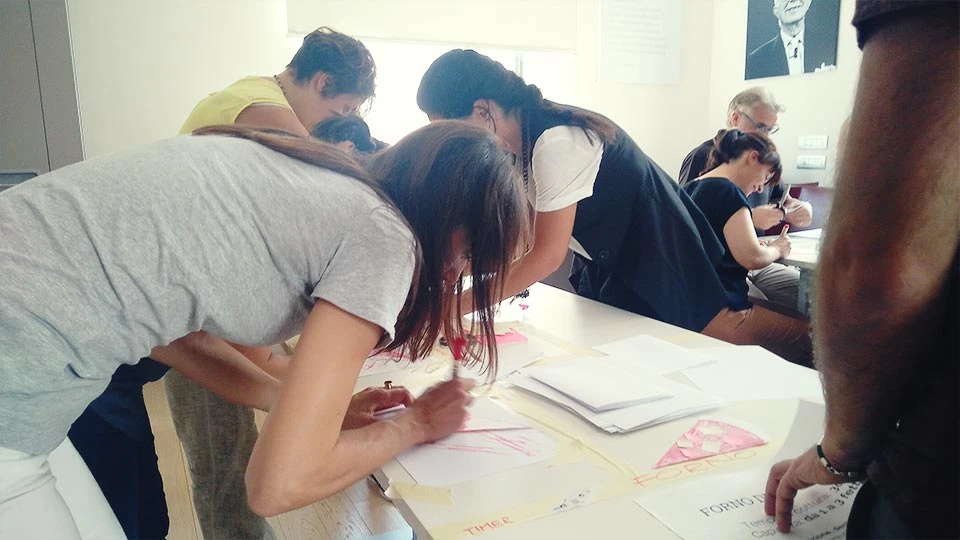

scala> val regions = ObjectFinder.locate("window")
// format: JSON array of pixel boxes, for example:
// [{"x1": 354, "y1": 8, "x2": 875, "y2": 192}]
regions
[
  {"x1": 361, "y1": 41, "x2": 519, "y2": 144},
  {"x1": 284, "y1": 37, "x2": 577, "y2": 144}
]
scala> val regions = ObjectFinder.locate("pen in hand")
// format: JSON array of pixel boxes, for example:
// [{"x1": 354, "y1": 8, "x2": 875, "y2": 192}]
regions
[
  {"x1": 450, "y1": 336, "x2": 466, "y2": 380},
  {"x1": 778, "y1": 184, "x2": 791, "y2": 207}
]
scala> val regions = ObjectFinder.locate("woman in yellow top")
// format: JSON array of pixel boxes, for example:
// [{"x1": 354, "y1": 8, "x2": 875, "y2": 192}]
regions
[{"x1": 181, "y1": 27, "x2": 373, "y2": 136}]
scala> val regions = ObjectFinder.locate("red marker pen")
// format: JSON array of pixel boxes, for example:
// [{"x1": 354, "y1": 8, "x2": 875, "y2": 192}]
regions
[{"x1": 451, "y1": 337, "x2": 467, "y2": 379}]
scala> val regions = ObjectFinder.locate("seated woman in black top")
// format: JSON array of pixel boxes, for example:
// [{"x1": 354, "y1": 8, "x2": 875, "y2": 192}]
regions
[{"x1": 684, "y1": 130, "x2": 812, "y2": 367}]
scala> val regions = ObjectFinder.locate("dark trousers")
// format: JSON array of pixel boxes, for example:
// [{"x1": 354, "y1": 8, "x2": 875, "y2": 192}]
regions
[
  {"x1": 569, "y1": 255, "x2": 659, "y2": 320},
  {"x1": 68, "y1": 359, "x2": 170, "y2": 540},
  {"x1": 846, "y1": 481, "x2": 912, "y2": 539}
]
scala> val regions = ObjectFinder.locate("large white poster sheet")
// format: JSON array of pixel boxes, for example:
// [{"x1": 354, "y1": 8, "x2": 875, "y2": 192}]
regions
[{"x1": 636, "y1": 470, "x2": 861, "y2": 539}]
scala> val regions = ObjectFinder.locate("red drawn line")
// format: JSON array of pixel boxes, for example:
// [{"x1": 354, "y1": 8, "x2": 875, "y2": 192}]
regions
[
  {"x1": 486, "y1": 433, "x2": 537, "y2": 457},
  {"x1": 432, "y1": 444, "x2": 514, "y2": 456}
]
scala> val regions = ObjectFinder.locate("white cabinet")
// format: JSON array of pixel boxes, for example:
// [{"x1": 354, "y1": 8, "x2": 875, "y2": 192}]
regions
[{"x1": 1, "y1": 0, "x2": 83, "y2": 186}]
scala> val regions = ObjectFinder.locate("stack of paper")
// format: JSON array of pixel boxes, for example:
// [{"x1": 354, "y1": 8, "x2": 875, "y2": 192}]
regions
[
  {"x1": 525, "y1": 361, "x2": 673, "y2": 412},
  {"x1": 509, "y1": 356, "x2": 720, "y2": 433}
]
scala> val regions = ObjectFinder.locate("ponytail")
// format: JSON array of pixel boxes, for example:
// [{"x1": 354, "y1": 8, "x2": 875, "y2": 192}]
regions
[
  {"x1": 417, "y1": 49, "x2": 617, "y2": 145},
  {"x1": 704, "y1": 129, "x2": 782, "y2": 184}
]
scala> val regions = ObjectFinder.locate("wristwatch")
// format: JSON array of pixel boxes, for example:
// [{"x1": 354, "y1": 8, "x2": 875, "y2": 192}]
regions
[
  {"x1": 816, "y1": 436, "x2": 866, "y2": 479},
  {"x1": 774, "y1": 203, "x2": 787, "y2": 222}
]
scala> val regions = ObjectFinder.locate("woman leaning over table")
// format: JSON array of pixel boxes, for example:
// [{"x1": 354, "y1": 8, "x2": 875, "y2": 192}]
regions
[
  {"x1": 417, "y1": 49, "x2": 805, "y2": 358},
  {"x1": 417, "y1": 49, "x2": 729, "y2": 332},
  {"x1": 0, "y1": 121, "x2": 529, "y2": 538}
]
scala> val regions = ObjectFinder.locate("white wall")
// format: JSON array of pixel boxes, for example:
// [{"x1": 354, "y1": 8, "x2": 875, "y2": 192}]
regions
[
  {"x1": 64, "y1": 0, "x2": 715, "y2": 172},
  {"x1": 66, "y1": 0, "x2": 861, "y2": 183},
  {"x1": 67, "y1": 0, "x2": 297, "y2": 158},
  {"x1": 566, "y1": 0, "x2": 718, "y2": 174},
  {"x1": 706, "y1": 0, "x2": 861, "y2": 186}
]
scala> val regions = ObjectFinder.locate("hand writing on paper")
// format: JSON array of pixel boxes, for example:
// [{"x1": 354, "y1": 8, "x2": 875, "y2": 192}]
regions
[
  {"x1": 342, "y1": 386, "x2": 414, "y2": 429},
  {"x1": 783, "y1": 200, "x2": 813, "y2": 228},
  {"x1": 764, "y1": 447, "x2": 847, "y2": 533},
  {"x1": 407, "y1": 378, "x2": 475, "y2": 443},
  {"x1": 768, "y1": 227, "x2": 792, "y2": 259},
  {"x1": 753, "y1": 205, "x2": 784, "y2": 230}
]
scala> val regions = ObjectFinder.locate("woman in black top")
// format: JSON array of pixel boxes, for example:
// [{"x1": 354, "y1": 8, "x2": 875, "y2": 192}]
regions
[
  {"x1": 416, "y1": 49, "x2": 731, "y2": 334},
  {"x1": 684, "y1": 130, "x2": 812, "y2": 366}
]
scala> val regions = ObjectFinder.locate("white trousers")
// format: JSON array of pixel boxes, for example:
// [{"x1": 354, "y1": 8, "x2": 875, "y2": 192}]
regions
[{"x1": 0, "y1": 439, "x2": 124, "y2": 540}]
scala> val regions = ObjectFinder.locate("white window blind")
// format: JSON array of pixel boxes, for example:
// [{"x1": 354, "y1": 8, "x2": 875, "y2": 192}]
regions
[{"x1": 286, "y1": 0, "x2": 579, "y2": 51}]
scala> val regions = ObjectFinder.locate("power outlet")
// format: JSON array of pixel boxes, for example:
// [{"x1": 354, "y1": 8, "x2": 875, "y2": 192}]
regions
[
  {"x1": 798, "y1": 135, "x2": 829, "y2": 150},
  {"x1": 797, "y1": 155, "x2": 827, "y2": 169}
]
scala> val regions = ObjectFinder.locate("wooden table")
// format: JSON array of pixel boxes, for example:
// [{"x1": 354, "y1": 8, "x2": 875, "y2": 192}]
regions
[{"x1": 361, "y1": 284, "x2": 825, "y2": 539}]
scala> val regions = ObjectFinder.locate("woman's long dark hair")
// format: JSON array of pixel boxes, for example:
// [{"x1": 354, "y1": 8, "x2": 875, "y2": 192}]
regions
[
  {"x1": 416, "y1": 49, "x2": 617, "y2": 151},
  {"x1": 193, "y1": 123, "x2": 529, "y2": 377},
  {"x1": 705, "y1": 129, "x2": 783, "y2": 185},
  {"x1": 370, "y1": 121, "x2": 530, "y2": 374}
]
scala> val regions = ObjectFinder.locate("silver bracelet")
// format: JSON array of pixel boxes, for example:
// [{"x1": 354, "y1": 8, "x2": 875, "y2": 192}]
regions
[{"x1": 816, "y1": 436, "x2": 865, "y2": 479}]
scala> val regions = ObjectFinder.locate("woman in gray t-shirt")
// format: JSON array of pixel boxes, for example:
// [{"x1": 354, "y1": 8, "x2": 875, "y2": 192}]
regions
[{"x1": 0, "y1": 122, "x2": 529, "y2": 536}]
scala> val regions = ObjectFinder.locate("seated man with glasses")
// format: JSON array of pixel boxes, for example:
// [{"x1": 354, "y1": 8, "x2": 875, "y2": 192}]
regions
[{"x1": 679, "y1": 87, "x2": 812, "y2": 312}]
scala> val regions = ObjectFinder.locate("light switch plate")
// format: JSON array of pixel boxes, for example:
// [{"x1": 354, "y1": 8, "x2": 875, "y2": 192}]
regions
[
  {"x1": 797, "y1": 155, "x2": 827, "y2": 169},
  {"x1": 798, "y1": 135, "x2": 829, "y2": 150}
]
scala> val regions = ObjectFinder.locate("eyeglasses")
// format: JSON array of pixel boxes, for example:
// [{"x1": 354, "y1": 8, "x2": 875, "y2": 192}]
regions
[{"x1": 739, "y1": 111, "x2": 780, "y2": 135}]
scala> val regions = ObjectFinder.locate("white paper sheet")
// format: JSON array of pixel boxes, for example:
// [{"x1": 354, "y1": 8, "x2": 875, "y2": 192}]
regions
[
  {"x1": 784, "y1": 238, "x2": 820, "y2": 264},
  {"x1": 373, "y1": 398, "x2": 529, "y2": 433},
  {"x1": 361, "y1": 328, "x2": 565, "y2": 382},
  {"x1": 459, "y1": 331, "x2": 568, "y2": 383},
  {"x1": 509, "y1": 372, "x2": 720, "y2": 433},
  {"x1": 395, "y1": 427, "x2": 556, "y2": 487},
  {"x1": 595, "y1": 335, "x2": 715, "y2": 374},
  {"x1": 464, "y1": 300, "x2": 526, "y2": 333},
  {"x1": 636, "y1": 470, "x2": 861, "y2": 540},
  {"x1": 789, "y1": 228, "x2": 823, "y2": 239},
  {"x1": 458, "y1": 397, "x2": 530, "y2": 432},
  {"x1": 526, "y1": 360, "x2": 672, "y2": 412},
  {"x1": 682, "y1": 346, "x2": 823, "y2": 403},
  {"x1": 599, "y1": 0, "x2": 681, "y2": 85}
]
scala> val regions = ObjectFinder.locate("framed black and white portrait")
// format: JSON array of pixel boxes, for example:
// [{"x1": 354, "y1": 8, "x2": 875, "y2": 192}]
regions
[{"x1": 744, "y1": 0, "x2": 840, "y2": 80}]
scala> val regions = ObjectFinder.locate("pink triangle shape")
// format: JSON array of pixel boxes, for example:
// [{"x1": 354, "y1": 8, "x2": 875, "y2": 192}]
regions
[{"x1": 654, "y1": 419, "x2": 766, "y2": 469}]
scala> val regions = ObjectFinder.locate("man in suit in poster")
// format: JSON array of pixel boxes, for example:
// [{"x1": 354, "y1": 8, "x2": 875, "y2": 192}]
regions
[{"x1": 746, "y1": 0, "x2": 838, "y2": 79}]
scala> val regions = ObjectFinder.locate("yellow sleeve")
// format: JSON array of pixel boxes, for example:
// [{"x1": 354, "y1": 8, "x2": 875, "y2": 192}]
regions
[{"x1": 179, "y1": 76, "x2": 292, "y2": 134}]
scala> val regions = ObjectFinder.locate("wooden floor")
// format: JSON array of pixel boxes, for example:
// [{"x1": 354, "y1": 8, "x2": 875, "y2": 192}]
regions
[{"x1": 144, "y1": 381, "x2": 410, "y2": 540}]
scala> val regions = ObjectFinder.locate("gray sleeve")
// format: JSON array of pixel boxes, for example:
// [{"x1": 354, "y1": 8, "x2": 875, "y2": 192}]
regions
[{"x1": 310, "y1": 206, "x2": 417, "y2": 342}]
